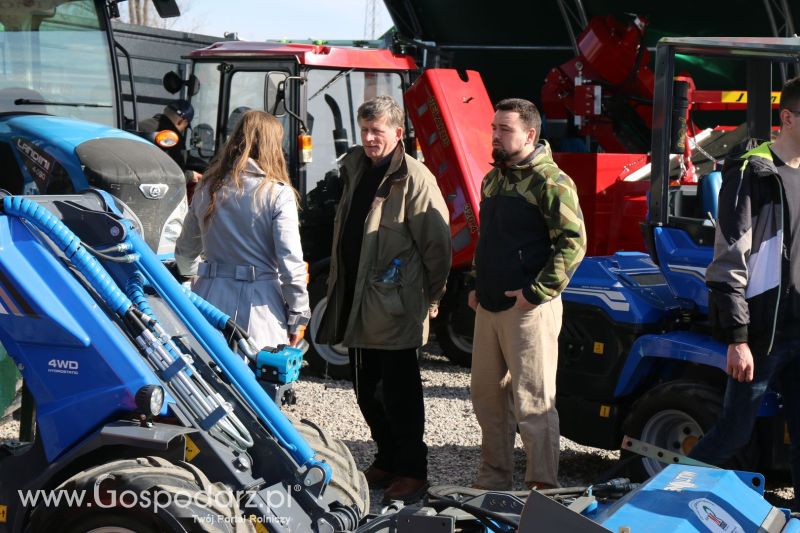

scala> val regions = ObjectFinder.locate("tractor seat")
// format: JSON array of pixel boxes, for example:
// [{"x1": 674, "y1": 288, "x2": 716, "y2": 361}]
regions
[{"x1": 697, "y1": 171, "x2": 722, "y2": 221}]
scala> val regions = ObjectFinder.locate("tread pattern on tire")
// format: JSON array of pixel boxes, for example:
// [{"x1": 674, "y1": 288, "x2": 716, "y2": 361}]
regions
[
  {"x1": 290, "y1": 415, "x2": 369, "y2": 516},
  {"x1": 29, "y1": 456, "x2": 255, "y2": 533}
]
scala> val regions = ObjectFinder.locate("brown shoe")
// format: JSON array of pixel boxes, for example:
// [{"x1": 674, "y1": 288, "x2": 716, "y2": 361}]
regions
[
  {"x1": 363, "y1": 465, "x2": 395, "y2": 489},
  {"x1": 381, "y1": 476, "x2": 430, "y2": 504}
]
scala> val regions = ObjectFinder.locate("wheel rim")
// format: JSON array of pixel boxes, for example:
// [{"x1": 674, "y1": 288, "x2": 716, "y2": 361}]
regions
[
  {"x1": 445, "y1": 316, "x2": 473, "y2": 354},
  {"x1": 640, "y1": 409, "x2": 704, "y2": 477},
  {"x1": 309, "y1": 296, "x2": 349, "y2": 367}
]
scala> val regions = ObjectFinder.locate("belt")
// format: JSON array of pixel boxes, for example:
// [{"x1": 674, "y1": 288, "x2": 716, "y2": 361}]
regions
[{"x1": 197, "y1": 262, "x2": 277, "y2": 282}]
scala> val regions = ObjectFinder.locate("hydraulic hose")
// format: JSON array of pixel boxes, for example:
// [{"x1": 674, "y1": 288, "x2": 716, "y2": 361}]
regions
[
  {"x1": 1, "y1": 196, "x2": 132, "y2": 315},
  {"x1": 182, "y1": 288, "x2": 230, "y2": 330},
  {"x1": 126, "y1": 272, "x2": 155, "y2": 320},
  {"x1": 126, "y1": 276, "x2": 253, "y2": 450}
]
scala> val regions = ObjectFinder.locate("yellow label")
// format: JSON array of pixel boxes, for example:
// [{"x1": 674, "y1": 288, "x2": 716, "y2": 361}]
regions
[
  {"x1": 593, "y1": 342, "x2": 604, "y2": 355},
  {"x1": 720, "y1": 91, "x2": 781, "y2": 104},
  {"x1": 250, "y1": 516, "x2": 270, "y2": 533},
  {"x1": 0, "y1": 504, "x2": 7, "y2": 523},
  {"x1": 185, "y1": 435, "x2": 200, "y2": 461},
  {"x1": 599, "y1": 405, "x2": 611, "y2": 418}
]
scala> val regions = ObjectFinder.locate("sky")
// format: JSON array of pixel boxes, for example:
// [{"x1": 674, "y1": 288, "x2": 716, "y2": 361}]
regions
[{"x1": 163, "y1": 0, "x2": 394, "y2": 42}]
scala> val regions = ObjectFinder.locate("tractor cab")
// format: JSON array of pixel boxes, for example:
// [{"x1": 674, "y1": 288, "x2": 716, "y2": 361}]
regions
[
  {"x1": 185, "y1": 42, "x2": 417, "y2": 261},
  {"x1": 182, "y1": 42, "x2": 418, "y2": 377}
]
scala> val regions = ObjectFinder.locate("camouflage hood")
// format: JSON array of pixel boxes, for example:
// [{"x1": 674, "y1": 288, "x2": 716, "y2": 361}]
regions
[{"x1": 473, "y1": 140, "x2": 587, "y2": 308}]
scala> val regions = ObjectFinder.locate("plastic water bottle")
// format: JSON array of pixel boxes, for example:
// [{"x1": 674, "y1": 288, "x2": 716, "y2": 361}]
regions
[{"x1": 378, "y1": 258, "x2": 402, "y2": 283}]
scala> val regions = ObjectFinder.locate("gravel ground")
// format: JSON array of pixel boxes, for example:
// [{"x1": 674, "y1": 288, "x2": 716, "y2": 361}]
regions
[
  {"x1": 0, "y1": 340, "x2": 794, "y2": 514},
  {"x1": 286, "y1": 342, "x2": 621, "y2": 492},
  {"x1": 286, "y1": 341, "x2": 796, "y2": 512}
]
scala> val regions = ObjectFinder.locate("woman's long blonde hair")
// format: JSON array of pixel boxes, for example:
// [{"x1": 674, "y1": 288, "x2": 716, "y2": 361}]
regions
[{"x1": 201, "y1": 110, "x2": 299, "y2": 225}]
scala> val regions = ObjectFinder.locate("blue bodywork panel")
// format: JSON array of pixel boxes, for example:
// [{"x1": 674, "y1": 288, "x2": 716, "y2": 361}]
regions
[
  {"x1": 614, "y1": 331, "x2": 726, "y2": 397},
  {"x1": 0, "y1": 114, "x2": 148, "y2": 193},
  {"x1": 0, "y1": 213, "x2": 166, "y2": 461},
  {"x1": 593, "y1": 465, "x2": 795, "y2": 531},
  {"x1": 653, "y1": 226, "x2": 714, "y2": 313},
  {"x1": 562, "y1": 251, "x2": 681, "y2": 325}
]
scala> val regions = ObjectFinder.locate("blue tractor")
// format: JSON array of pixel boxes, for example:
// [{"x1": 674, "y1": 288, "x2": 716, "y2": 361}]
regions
[
  {"x1": 556, "y1": 37, "x2": 800, "y2": 478},
  {"x1": 0, "y1": 0, "x2": 193, "y2": 423},
  {"x1": 0, "y1": 0, "x2": 188, "y2": 255}
]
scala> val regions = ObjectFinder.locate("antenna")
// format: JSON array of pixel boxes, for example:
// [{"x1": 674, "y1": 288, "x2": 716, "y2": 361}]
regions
[{"x1": 364, "y1": 0, "x2": 377, "y2": 39}]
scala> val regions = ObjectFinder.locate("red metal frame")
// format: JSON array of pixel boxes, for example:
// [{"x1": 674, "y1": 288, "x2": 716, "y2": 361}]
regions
[
  {"x1": 188, "y1": 41, "x2": 417, "y2": 71},
  {"x1": 404, "y1": 69, "x2": 494, "y2": 270},
  {"x1": 554, "y1": 153, "x2": 649, "y2": 255}
]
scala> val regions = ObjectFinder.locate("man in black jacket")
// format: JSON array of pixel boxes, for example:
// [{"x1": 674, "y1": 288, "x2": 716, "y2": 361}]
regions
[
  {"x1": 689, "y1": 76, "x2": 800, "y2": 506},
  {"x1": 140, "y1": 100, "x2": 201, "y2": 184}
]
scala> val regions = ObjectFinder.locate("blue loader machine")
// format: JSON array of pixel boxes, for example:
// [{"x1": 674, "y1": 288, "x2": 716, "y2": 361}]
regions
[{"x1": 556, "y1": 37, "x2": 800, "y2": 479}]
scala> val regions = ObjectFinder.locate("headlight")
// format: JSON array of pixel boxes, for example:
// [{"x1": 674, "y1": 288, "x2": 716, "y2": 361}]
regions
[{"x1": 135, "y1": 385, "x2": 164, "y2": 417}]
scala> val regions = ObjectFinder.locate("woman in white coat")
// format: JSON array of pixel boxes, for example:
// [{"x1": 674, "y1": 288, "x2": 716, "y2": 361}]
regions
[{"x1": 175, "y1": 110, "x2": 310, "y2": 349}]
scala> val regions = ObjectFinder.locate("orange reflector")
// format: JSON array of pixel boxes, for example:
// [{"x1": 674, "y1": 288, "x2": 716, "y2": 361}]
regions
[
  {"x1": 415, "y1": 138, "x2": 425, "y2": 163},
  {"x1": 298, "y1": 134, "x2": 312, "y2": 163},
  {"x1": 155, "y1": 129, "x2": 179, "y2": 149}
]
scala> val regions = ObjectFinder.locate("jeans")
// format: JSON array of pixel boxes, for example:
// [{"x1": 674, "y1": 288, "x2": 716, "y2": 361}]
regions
[{"x1": 689, "y1": 338, "x2": 800, "y2": 506}]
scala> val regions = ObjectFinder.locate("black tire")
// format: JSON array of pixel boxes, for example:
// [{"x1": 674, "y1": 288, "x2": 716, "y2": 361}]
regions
[
  {"x1": 305, "y1": 272, "x2": 351, "y2": 380},
  {"x1": 289, "y1": 415, "x2": 369, "y2": 517},
  {"x1": 27, "y1": 456, "x2": 254, "y2": 533},
  {"x1": 622, "y1": 380, "x2": 754, "y2": 480},
  {"x1": 432, "y1": 289, "x2": 474, "y2": 368}
]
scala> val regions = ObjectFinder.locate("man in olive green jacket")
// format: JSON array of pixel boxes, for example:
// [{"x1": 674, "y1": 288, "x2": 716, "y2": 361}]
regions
[{"x1": 317, "y1": 96, "x2": 451, "y2": 504}]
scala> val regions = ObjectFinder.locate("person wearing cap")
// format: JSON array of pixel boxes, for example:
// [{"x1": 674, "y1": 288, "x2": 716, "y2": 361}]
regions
[{"x1": 140, "y1": 99, "x2": 202, "y2": 184}]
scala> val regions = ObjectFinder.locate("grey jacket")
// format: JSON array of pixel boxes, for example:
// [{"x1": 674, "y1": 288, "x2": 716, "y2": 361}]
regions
[
  {"x1": 175, "y1": 158, "x2": 310, "y2": 349},
  {"x1": 317, "y1": 143, "x2": 452, "y2": 350},
  {"x1": 707, "y1": 142, "x2": 785, "y2": 356}
]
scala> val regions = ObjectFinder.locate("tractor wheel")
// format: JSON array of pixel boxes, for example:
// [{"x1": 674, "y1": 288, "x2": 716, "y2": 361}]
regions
[
  {"x1": 290, "y1": 415, "x2": 369, "y2": 517},
  {"x1": 622, "y1": 380, "x2": 755, "y2": 480},
  {"x1": 27, "y1": 456, "x2": 254, "y2": 533},
  {"x1": 305, "y1": 272, "x2": 351, "y2": 380},
  {"x1": 432, "y1": 291, "x2": 474, "y2": 368}
]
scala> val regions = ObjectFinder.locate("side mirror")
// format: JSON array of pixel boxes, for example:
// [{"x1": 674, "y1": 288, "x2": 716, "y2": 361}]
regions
[
  {"x1": 187, "y1": 74, "x2": 200, "y2": 96},
  {"x1": 163, "y1": 71, "x2": 182, "y2": 94},
  {"x1": 152, "y1": 0, "x2": 180, "y2": 18},
  {"x1": 163, "y1": 71, "x2": 201, "y2": 96},
  {"x1": 265, "y1": 71, "x2": 288, "y2": 117},
  {"x1": 192, "y1": 123, "x2": 215, "y2": 158}
]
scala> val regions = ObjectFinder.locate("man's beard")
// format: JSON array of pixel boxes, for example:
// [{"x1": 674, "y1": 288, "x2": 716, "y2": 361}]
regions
[{"x1": 492, "y1": 146, "x2": 521, "y2": 165}]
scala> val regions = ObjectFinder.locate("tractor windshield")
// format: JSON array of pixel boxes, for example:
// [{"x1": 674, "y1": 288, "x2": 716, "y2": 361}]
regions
[
  {"x1": 0, "y1": 0, "x2": 116, "y2": 126},
  {"x1": 305, "y1": 69, "x2": 404, "y2": 195}
]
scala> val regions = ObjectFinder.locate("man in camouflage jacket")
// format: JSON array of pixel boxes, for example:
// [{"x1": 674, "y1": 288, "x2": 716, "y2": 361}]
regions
[{"x1": 467, "y1": 98, "x2": 586, "y2": 490}]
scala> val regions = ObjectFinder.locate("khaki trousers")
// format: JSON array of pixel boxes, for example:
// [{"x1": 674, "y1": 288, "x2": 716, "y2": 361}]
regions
[{"x1": 470, "y1": 297, "x2": 562, "y2": 489}]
